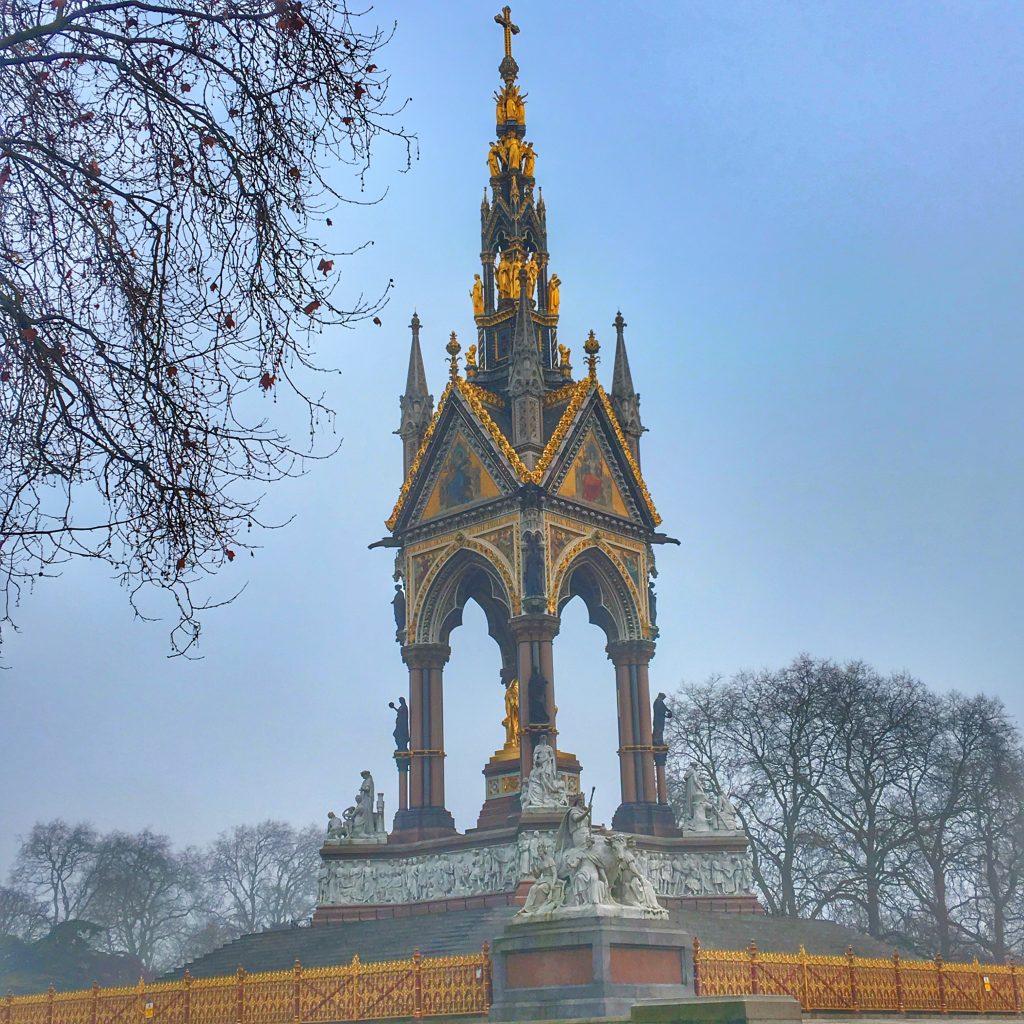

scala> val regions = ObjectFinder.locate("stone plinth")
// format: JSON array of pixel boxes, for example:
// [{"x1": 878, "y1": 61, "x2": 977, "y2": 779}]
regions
[
  {"x1": 488, "y1": 914, "x2": 693, "y2": 1021},
  {"x1": 631, "y1": 996, "x2": 802, "y2": 1024}
]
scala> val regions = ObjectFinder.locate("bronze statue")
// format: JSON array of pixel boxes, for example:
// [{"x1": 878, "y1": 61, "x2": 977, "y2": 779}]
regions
[
  {"x1": 527, "y1": 667, "x2": 550, "y2": 725},
  {"x1": 652, "y1": 692, "x2": 673, "y2": 747},
  {"x1": 389, "y1": 696, "x2": 410, "y2": 752}
]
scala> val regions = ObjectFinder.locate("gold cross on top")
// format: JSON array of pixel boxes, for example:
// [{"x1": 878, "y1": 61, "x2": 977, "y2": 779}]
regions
[{"x1": 494, "y1": 6, "x2": 519, "y2": 60}]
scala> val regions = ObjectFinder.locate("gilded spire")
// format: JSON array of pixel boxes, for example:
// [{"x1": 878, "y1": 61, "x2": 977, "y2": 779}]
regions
[
  {"x1": 494, "y1": 6, "x2": 520, "y2": 84},
  {"x1": 584, "y1": 330, "x2": 600, "y2": 380}
]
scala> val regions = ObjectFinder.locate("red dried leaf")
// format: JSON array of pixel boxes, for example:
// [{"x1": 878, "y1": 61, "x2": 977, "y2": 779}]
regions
[
  {"x1": 288, "y1": 166, "x2": 301, "y2": 180},
  {"x1": 86, "y1": 159, "x2": 101, "y2": 177},
  {"x1": 201, "y1": 135, "x2": 218, "y2": 148},
  {"x1": 303, "y1": 299, "x2": 320, "y2": 315},
  {"x1": 21, "y1": 328, "x2": 38, "y2": 342},
  {"x1": 181, "y1": 83, "x2": 192, "y2": 93},
  {"x1": 259, "y1": 371, "x2": 276, "y2": 390},
  {"x1": 167, "y1": 364, "x2": 178, "y2": 377},
  {"x1": 225, "y1": 549, "x2": 236, "y2": 562},
  {"x1": 367, "y1": 64, "x2": 378, "y2": 73},
  {"x1": 229, "y1": 107, "x2": 239, "y2": 117},
  {"x1": 317, "y1": 258, "x2": 334, "y2": 275},
  {"x1": 0, "y1": 370, "x2": 11, "y2": 383},
  {"x1": 326, "y1": 217, "x2": 333, "y2": 226},
  {"x1": 342, "y1": 117, "x2": 353, "y2": 126},
  {"x1": 372, "y1": 316, "x2": 382, "y2": 326},
  {"x1": 176, "y1": 556, "x2": 186, "y2": 571},
  {"x1": 172, "y1": 154, "x2": 185, "y2": 169},
  {"x1": 354, "y1": 83, "x2": 365, "y2": 100},
  {"x1": 0, "y1": 165, "x2": 10, "y2": 189},
  {"x1": 224, "y1": 313, "x2": 235, "y2": 328}
]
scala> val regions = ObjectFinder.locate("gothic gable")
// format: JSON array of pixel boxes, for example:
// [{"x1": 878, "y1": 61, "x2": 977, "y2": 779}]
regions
[
  {"x1": 541, "y1": 390, "x2": 656, "y2": 528},
  {"x1": 392, "y1": 388, "x2": 520, "y2": 533}
]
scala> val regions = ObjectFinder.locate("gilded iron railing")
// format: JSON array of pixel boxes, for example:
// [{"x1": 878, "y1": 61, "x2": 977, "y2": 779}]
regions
[
  {"x1": 3, "y1": 948, "x2": 492, "y2": 1024},
  {"x1": 693, "y1": 939, "x2": 1024, "y2": 1015}
]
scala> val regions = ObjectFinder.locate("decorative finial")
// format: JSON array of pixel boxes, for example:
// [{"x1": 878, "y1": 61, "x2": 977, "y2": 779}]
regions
[
  {"x1": 494, "y1": 6, "x2": 520, "y2": 84},
  {"x1": 446, "y1": 331, "x2": 461, "y2": 379},
  {"x1": 584, "y1": 329, "x2": 600, "y2": 380},
  {"x1": 410, "y1": 311, "x2": 420, "y2": 332},
  {"x1": 614, "y1": 310, "x2": 626, "y2": 338}
]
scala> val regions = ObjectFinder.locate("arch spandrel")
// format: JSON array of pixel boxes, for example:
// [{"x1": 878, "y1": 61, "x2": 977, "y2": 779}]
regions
[
  {"x1": 410, "y1": 544, "x2": 519, "y2": 652},
  {"x1": 551, "y1": 541, "x2": 649, "y2": 644}
]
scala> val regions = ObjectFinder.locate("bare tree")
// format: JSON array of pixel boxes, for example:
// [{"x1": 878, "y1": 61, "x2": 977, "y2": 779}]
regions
[
  {"x1": 0, "y1": 0, "x2": 413, "y2": 652},
  {"x1": 10, "y1": 820, "x2": 97, "y2": 927},
  {"x1": 668, "y1": 655, "x2": 838, "y2": 917},
  {"x1": 0, "y1": 885, "x2": 49, "y2": 940},
  {"x1": 204, "y1": 820, "x2": 318, "y2": 935},
  {"x1": 806, "y1": 665, "x2": 927, "y2": 939},
  {"x1": 86, "y1": 829, "x2": 198, "y2": 969}
]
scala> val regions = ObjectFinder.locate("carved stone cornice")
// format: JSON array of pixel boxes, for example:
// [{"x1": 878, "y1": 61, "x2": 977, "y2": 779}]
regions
[
  {"x1": 509, "y1": 612, "x2": 560, "y2": 643},
  {"x1": 401, "y1": 642, "x2": 452, "y2": 670},
  {"x1": 606, "y1": 639, "x2": 657, "y2": 667}
]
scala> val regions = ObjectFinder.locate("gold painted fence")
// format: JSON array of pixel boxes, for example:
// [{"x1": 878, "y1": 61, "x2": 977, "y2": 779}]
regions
[
  {"x1": 3, "y1": 949, "x2": 492, "y2": 1024},
  {"x1": 694, "y1": 939, "x2": 1024, "y2": 1015}
]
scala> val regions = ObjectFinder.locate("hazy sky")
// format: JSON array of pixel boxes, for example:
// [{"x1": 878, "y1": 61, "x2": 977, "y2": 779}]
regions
[{"x1": 2, "y1": 1, "x2": 1022, "y2": 874}]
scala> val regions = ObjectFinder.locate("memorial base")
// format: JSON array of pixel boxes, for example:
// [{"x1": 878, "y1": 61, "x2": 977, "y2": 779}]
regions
[
  {"x1": 613, "y1": 802, "x2": 683, "y2": 837},
  {"x1": 488, "y1": 913, "x2": 693, "y2": 1022}
]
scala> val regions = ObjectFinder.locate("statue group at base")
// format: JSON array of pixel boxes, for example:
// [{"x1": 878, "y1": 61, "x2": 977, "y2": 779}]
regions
[
  {"x1": 516, "y1": 794, "x2": 667, "y2": 921},
  {"x1": 678, "y1": 762, "x2": 741, "y2": 833},
  {"x1": 519, "y1": 736, "x2": 569, "y2": 811},
  {"x1": 325, "y1": 770, "x2": 387, "y2": 845}
]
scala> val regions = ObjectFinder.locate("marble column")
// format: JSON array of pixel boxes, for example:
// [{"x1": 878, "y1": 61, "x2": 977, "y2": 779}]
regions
[
  {"x1": 607, "y1": 639, "x2": 679, "y2": 836},
  {"x1": 392, "y1": 643, "x2": 456, "y2": 837}
]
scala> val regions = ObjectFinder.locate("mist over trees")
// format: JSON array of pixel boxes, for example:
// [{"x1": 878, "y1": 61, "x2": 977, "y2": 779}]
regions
[
  {"x1": 666, "y1": 655, "x2": 1024, "y2": 962},
  {"x1": 0, "y1": 819, "x2": 320, "y2": 987}
]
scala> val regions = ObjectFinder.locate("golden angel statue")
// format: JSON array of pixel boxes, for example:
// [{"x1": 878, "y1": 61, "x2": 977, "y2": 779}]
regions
[
  {"x1": 470, "y1": 273, "x2": 485, "y2": 315},
  {"x1": 502, "y1": 678, "x2": 521, "y2": 747}
]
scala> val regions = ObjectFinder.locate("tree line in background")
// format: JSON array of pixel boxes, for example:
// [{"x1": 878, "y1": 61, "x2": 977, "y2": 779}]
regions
[
  {"x1": 0, "y1": 820, "x2": 320, "y2": 988},
  {"x1": 665, "y1": 655, "x2": 1024, "y2": 963}
]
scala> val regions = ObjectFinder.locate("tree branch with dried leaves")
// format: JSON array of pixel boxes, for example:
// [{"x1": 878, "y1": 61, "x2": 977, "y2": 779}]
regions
[{"x1": 0, "y1": 0, "x2": 413, "y2": 652}]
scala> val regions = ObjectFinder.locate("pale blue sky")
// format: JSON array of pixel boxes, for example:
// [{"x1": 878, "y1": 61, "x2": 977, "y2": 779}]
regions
[{"x1": 2, "y1": 1, "x2": 1022, "y2": 872}]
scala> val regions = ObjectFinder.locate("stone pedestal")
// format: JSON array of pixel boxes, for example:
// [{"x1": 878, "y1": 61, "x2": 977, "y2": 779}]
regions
[
  {"x1": 612, "y1": 801, "x2": 681, "y2": 837},
  {"x1": 630, "y1": 996, "x2": 802, "y2": 1024},
  {"x1": 488, "y1": 914, "x2": 693, "y2": 1022}
]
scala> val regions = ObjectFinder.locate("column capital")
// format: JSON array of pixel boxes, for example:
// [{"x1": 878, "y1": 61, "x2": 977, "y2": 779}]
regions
[
  {"x1": 605, "y1": 639, "x2": 656, "y2": 666},
  {"x1": 509, "y1": 613, "x2": 560, "y2": 643},
  {"x1": 400, "y1": 642, "x2": 451, "y2": 670}
]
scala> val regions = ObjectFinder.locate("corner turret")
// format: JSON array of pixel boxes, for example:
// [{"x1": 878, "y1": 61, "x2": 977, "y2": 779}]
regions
[
  {"x1": 610, "y1": 311, "x2": 645, "y2": 464},
  {"x1": 397, "y1": 312, "x2": 434, "y2": 475}
]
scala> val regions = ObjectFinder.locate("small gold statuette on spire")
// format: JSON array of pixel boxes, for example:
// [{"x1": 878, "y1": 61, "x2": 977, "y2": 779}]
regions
[
  {"x1": 584, "y1": 329, "x2": 600, "y2": 378},
  {"x1": 558, "y1": 343, "x2": 572, "y2": 377},
  {"x1": 446, "y1": 331, "x2": 461, "y2": 379},
  {"x1": 496, "y1": 83, "x2": 525, "y2": 125},
  {"x1": 465, "y1": 344, "x2": 478, "y2": 376}
]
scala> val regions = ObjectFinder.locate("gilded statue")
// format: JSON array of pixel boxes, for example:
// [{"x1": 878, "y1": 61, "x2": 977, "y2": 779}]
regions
[
  {"x1": 496, "y1": 252, "x2": 514, "y2": 299},
  {"x1": 558, "y1": 343, "x2": 571, "y2": 370},
  {"x1": 470, "y1": 273, "x2": 485, "y2": 315},
  {"x1": 465, "y1": 344, "x2": 478, "y2": 371},
  {"x1": 502, "y1": 133, "x2": 524, "y2": 172},
  {"x1": 487, "y1": 141, "x2": 502, "y2": 177},
  {"x1": 502, "y1": 677, "x2": 521, "y2": 748},
  {"x1": 548, "y1": 273, "x2": 561, "y2": 315},
  {"x1": 522, "y1": 141, "x2": 536, "y2": 177},
  {"x1": 495, "y1": 84, "x2": 526, "y2": 125},
  {"x1": 524, "y1": 252, "x2": 539, "y2": 298},
  {"x1": 510, "y1": 250, "x2": 524, "y2": 299}
]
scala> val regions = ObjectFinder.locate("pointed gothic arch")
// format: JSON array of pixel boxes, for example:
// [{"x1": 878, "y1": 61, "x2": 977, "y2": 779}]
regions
[{"x1": 553, "y1": 543, "x2": 646, "y2": 643}]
